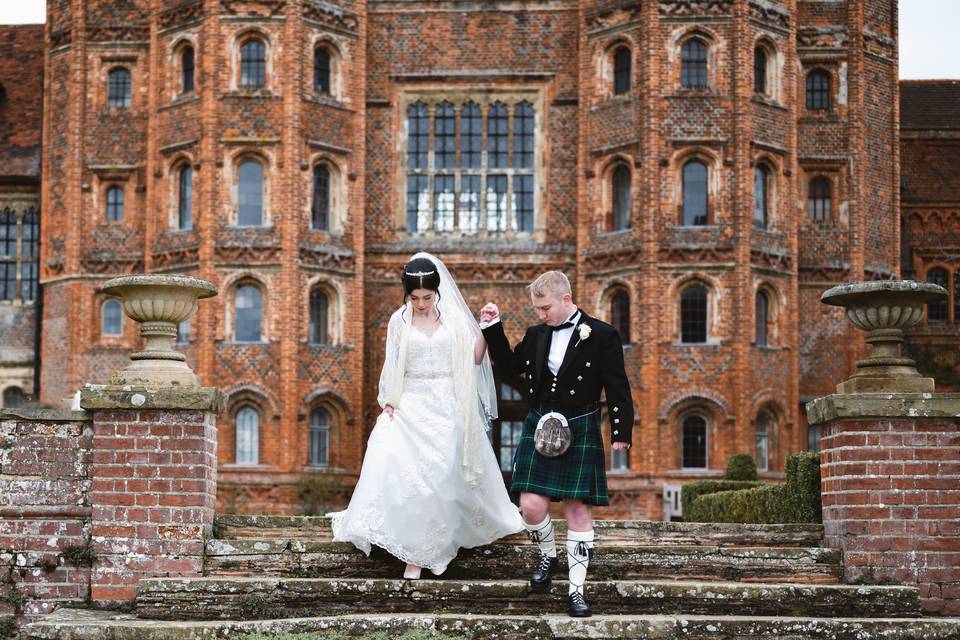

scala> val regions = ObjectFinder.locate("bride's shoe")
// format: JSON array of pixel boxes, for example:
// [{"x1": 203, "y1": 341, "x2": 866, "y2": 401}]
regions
[{"x1": 403, "y1": 564, "x2": 422, "y2": 580}]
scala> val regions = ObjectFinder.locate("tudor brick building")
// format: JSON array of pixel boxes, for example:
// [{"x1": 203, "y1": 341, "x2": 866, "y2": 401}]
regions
[{"x1": 0, "y1": 0, "x2": 934, "y2": 519}]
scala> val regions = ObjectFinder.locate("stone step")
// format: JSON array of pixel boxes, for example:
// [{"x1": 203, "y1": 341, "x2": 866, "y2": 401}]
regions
[
  {"x1": 204, "y1": 539, "x2": 842, "y2": 583},
  {"x1": 135, "y1": 576, "x2": 921, "y2": 621},
  {"x1": 214, "y1": 515, "x2": 825, "y2": 547},
  {"x1": 22, "y1": 609, "x2": 960, "y2": 640}
]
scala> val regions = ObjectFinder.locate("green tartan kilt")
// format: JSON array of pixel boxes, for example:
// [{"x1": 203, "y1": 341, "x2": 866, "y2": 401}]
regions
[{"x1": 510, "y1": 405, "x2": 609, "y2": 506}]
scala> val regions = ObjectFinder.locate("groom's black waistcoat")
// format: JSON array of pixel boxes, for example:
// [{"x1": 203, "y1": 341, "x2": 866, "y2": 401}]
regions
[{"x1": 483, "y1": 310, "x2": 635, "y2": 445}]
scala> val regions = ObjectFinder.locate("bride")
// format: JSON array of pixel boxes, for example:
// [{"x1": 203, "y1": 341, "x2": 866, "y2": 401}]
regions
[{"x1": 328, "y1": 252, "x2": 524, "y2": 578}]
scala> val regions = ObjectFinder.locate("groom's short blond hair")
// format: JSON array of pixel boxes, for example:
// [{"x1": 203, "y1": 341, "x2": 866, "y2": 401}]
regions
[{"x1": 528, "y1": 271, "x2": 572, "y2": 299}]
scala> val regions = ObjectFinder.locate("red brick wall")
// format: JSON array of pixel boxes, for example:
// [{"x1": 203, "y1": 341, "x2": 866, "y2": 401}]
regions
[
  {"x1": 820, "y1": 415, "x2": 960, "y2": 615},
  {"x1": 87, "y1": 406, "x2": 217, "y2": 604},
  {"x1": 0, "y1": 412, "x2": 92, "y2": 617}
]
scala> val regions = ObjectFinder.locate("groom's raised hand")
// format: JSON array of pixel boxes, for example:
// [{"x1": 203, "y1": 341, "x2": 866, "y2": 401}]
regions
[{"x1": 480, "y1": 302, "x2": 500, "y2": 324}]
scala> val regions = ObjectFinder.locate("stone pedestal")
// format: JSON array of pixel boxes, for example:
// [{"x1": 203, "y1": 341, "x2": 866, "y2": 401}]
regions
[
  {"x1": 807, "y1": 393, "x2": 960, "y2": 615},
  {"x1": 81, "y1": 385, "x2": 224, "y2": 605}
]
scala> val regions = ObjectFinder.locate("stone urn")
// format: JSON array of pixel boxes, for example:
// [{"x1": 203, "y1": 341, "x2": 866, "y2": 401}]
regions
[
  {"x1": 101, "y1": 274, "x2": 218, "y2": 388},
  {"x1": 820, "y1": 280, "x2": 947, "y2": 393}
]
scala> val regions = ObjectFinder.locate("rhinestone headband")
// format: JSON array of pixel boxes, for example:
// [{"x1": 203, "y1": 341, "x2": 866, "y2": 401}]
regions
[{"x1": 404, "y1": 270, "x2": 436, "y2": 277}]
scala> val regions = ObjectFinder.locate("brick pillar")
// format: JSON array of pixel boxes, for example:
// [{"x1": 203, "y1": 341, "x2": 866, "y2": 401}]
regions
[
  {"x1": 81, "y1": 385, "x2": 224, "y2": 605},
  {"x1": 807, "y1": 393, "x2": 960, "y2": 615}
]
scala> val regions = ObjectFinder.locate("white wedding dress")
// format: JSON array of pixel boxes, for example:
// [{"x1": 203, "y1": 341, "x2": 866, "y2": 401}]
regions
[{"x1": 329, "y1": 322, "x2": 524, "y2": 575}]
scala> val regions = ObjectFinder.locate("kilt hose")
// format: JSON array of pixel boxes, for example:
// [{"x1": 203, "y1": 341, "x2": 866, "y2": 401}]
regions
[{"x1": 510, "y1": 404, "x2": 609, "y2": 506}]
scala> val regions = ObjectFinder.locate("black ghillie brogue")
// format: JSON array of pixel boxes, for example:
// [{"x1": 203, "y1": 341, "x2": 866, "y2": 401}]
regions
[
  {"x1": 568, "y1": 591, "x2": 591, "y2": 617},
  {"x1": 530, "y1": 553, "x2": 558, "y2": 590}
]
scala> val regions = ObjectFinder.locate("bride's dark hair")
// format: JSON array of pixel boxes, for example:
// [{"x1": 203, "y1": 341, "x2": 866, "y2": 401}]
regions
[{"x1": 402, "y1": 257, "x2": 442, "y2": 317}]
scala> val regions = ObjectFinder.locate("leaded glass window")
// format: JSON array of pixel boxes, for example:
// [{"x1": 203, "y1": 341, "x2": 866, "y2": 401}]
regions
[
  {"x1": 108, "y1": 68, "x2": 131, "y2": 108},
  {"x1": 106, "y1": 186, "x2": 124, "y2": 222},
  {"x1": 240, "y1": 39, "x2": 266, "y2": 88},
  {"x1": 808, "y1": 177, "x2": 832, "y2": 222},
  {"x1": 235, "y1": 406, "x2": 259, "y2": 464},
  {"x1": 680, "y1": 284, "x2": 708, "y2": 343},
  {"x1": 806, "y1": 70, "x2": 831, "y2": 111},
  {"x1": 312, "y1": 165, "x2": 330, "y2": 231},
  {"x1": 681, "y1": 39, "x2": 708, "y2": 88},
  {"x1": 2, "y1": 386, "x2": 24, "y2": 409},
  {"x1": 179, "y1": 166, "x2": 193, "y2": 230},
  {"x1": 235, "y1": 285, "x2": 262, "y2": 342},
  {"x1": 682, "y1": 160, "x2": 708, "y2": 226},
  {"x1": 182, "y1": 47, "x2": 195, "y2": 94},
  {"x1": 755, "y1": 290, "x2": 768, "y2": 347},
  {"x1": 754, "y1": 47, "x2": 767, "y2": 94},
  {"x1": 681, "y1": 415, "x2": 707, "y2": 468},
  {"x1": 309, "y1": 289, "x2": 329, "y2": 345},
  {"x1": 754, "y1": 164, "x2": 769, "y2": 229},
  {"x1": 0, "y1": 207, "x2": 39, "y2": 304},
  {"x1": 613, "y1": 47, "x2": 631, "y2": 95},
  {"x1": 611, "y1": 289, "x2": 629, "y2": 344},
  {"x1": 314, "y1": 47, "x2": 331, "y2": 94},
  {"x1": 238, "y1": 161, "x2": 264, "y2": 226},
  {"x1": 308, "y1": 407, "x2": 330, "y2": 466},
  {"x1": 102, "y1": 300, "x2": 122, "y2": 336},
  {"x1": 404, "y1": 95, "x2": 538, "y2": 234},
  {"x1": 612, "y1": 164, "x2": 631, "y2": 231},
  {"x1": 755, "y1": 410, "x2": 772, "y2": 472}
]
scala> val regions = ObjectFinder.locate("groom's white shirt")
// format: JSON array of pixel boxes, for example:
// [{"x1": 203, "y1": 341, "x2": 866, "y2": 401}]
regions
[{"x1": 480, "y1": 308, "x2": 580, "y2": 377}]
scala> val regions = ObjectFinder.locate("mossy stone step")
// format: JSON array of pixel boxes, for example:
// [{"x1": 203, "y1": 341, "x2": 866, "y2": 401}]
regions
[
  {"x1": 135, "y1": 576, "x2": 921, "y2": 621},
  {"x1": 204, "y1": 539, "x2": 842, "y2": 583},
  {"x1": 22, "y1": 609, "x2": 960, "y2": 640},
  {"x1": 214, "y1": 515, "x2": 824, "y2": 547}
]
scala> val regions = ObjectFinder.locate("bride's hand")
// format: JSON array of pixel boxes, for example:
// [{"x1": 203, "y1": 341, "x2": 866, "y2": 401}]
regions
[{"x1": 385, "y1": 404, "x2": 395, "y2": 420}]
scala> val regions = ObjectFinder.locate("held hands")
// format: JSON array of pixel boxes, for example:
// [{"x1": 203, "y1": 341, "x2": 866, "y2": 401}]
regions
[
  {"x1": 480, "y1": 302, "x2": 500, "y2": 324},
  {"x1": 611, "y1": 442, "x2": 629, "y2": 451},
  {"x1": 385, "y1": 404, "x2": 395, "y2": 420}
]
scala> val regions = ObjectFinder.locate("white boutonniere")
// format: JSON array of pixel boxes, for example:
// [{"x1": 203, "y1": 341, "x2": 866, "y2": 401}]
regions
[{"x1": 576, "y1": 323, "x2": 591, "y2": 346}]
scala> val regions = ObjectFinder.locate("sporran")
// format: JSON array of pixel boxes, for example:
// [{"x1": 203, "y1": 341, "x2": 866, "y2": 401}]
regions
[{"x1": 534, "y1": 411, "x2": 572, "y2": 458}]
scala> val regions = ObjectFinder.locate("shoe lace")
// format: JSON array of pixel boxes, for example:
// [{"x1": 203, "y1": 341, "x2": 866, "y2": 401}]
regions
[
  {"x1": 537, "y1": 554, "x2": 554, "y2": 571},
  {"x1": 527, "y1": 529, "x2": 542, "y2": 544},
  {"x1": 570, "y1": 591, "x2": 587, "y2": 606}
]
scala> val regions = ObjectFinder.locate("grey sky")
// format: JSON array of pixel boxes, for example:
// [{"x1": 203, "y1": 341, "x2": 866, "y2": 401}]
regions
[{"x1": 0, "y1": 0, "x2": 957, "y2": 79}]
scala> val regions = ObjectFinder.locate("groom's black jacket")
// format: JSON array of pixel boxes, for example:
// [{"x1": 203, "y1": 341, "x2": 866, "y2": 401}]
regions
[{"x1": 483, "y1": 310, "x2": 634, "y2": 445}]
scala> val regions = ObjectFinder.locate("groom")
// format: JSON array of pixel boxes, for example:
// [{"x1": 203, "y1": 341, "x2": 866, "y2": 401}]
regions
[{"x1": 479, "y1": 271, "x2": 633, "y2": 617}]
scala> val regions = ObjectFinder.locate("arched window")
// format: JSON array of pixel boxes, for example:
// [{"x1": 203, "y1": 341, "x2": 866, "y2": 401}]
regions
[
  {"x1": 314, "y1": 47, "x2": 331, "y2": 94},
  {"x1": 181, "y1": 46, "x2": 195, "y2": 94},
  {"x1": 806, "y1": 424, "x2": 821, "y2": 453},
  {"x1": 2, "y1": 386, "x2": 25, "y2": 409},
  {"x1": 808, "y1": 176, "x2": 832, "y2": 222},
  {"x1": 178, "y1": 165, "x2": 193, "y2": 230},
  {"x1": 806, "y1": 69, "x2": 831, "y2": 111},
  {"x1": 176, "y1": 319, "x2": 190, "y2": 345},
  {"x1": 240, "y1": 39, "x2": 266, "y2": 88},
  {"x1": 613, "y1": 46, "x2": 631, "y2": 95},
  {"x1": 237, "y1": 160, "x2": 264, "y2": 226},
  {"x1": 682, "y1": 160, "x2": 708, "y2": 226},
  {"x1": 235, "y1": 285, "x2": 262, "y2": 342},
  {"x1": 755, "y1": 409, "x2": 773, "y2": 472},
  {"x1": 106, "y1": 186, "x2": 124, "y2": 222},
  {"x1": 107, "y1": 68, "x2": 131, "y2": 108},
  {"x1": 754, "y1": 164, "x2": 769, "y2": 229},
  {"x1": 755, "y1": 290, "x2": 769, "y2": 347},
  {"x1": 311, "y1": 165, "x2": 330, "y2": 231},
  {"x1": 611, "y1": 164, "x2": 631, "y2": 231},
  {"x1": 681, "y1": 38, "x2": 708, "y2": 88},
  {"x1": 754, "y1": 46, "x2": 768, "y2": 94},
  {"x1": 308, "y1": 407, "x2": 330, "y2": 466},
  {"x1": 680, "y1": 284, "x2": 708, "y2": 343},
  {"x1": 102, "y1": 299, "x2": 122, "y2": 336},
  {"x1": 309, "y1": 288, "x2": 329, "y2": 345},
  {"x1": 610, "y1": 289, "x2": 630, "y2": 345},
  {"x1": 927, "y1": 268, "x2": 949, "y2": 323},
  {"x1": 681, "y1": 414, "x2": 707, "y2": 468},
  {"x1": 235, "y1": 406, "x2": 259, "y2": 464}
]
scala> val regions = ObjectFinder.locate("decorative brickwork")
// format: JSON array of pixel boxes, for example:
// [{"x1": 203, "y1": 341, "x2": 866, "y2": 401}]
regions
[{"x1": 0, "y1": 0, "x2": 922, "y2": 518}]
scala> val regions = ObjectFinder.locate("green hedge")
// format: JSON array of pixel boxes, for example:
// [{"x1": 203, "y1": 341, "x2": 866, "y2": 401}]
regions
[
  {"x1": 724, "y1": 453, "x2": 758, "y2": 481},
  {"x1": 680, "y1": 480, "x2": 764, "y2": 518},
  {"x1": 683, "y1": 452, "x2": 822, "y2": 524}
]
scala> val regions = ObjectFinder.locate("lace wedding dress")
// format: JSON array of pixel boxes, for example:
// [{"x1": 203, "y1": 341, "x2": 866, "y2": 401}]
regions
[{"x1": 329, "y1": 322, "x2": 524, "y2": 575}]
